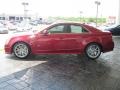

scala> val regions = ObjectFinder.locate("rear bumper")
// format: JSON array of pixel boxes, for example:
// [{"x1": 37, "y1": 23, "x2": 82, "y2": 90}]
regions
[{"x1": 103, "y1": 41, "x2": 114, "y2": 52}]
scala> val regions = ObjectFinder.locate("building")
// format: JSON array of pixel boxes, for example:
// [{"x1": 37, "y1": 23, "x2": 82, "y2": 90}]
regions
[{"x1": 0, "y1": 14, "x2": 31, "y2": 22}]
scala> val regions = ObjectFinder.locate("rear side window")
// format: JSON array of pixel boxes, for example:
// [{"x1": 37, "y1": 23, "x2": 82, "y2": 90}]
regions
[{"x1": 71, "y1": 25, "x2": 88, "y2": 33}]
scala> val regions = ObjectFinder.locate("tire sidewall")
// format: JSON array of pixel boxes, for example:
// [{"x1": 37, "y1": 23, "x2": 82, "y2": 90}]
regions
[
  {"x1": 13, "y1": 42, "x2": 30, "y2": 59},
  {"x1": 85, "y1": 43, "x2": 101, "y2": 60}
]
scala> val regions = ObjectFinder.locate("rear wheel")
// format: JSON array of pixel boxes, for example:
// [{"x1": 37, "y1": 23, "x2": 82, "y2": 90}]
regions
[
  {"x1": 85, "y1": 43, "x2": 101, "y2": 59},
  {"x1": 13, "y1": 42, "x2": 30, "y2": 59}
]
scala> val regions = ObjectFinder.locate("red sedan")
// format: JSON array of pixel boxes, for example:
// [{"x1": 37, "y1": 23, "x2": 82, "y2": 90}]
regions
[{"x1": 4, "y1": 22, "x2": 114, "y2": 59}]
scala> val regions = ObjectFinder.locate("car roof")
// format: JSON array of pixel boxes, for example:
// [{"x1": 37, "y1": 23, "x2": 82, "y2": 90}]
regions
[{"x1": 50, "y1": 22, "x2": 102, "y2": 33}]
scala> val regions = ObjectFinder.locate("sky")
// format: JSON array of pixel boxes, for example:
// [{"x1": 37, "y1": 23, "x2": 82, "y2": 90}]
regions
[{"x1": 0, "y1": 0, "x2": 119, "y2": 17}]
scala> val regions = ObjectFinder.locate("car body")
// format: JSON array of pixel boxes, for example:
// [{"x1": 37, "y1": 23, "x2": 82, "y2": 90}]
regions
[
  {"x1": 6, "y1": 22, "x2": 17, "y2": 31},
  {"x1": 4, "y1": 22, "x2": 114, "y2": 59},
  {"x1": 16, "y1": 23, "x2": 32, "y2": 32},
  {"x1": 105, "y1": 25, "x2": 120, "y2": 35},
  {"x1": 0, "y1": 29, "x2": 8, "y2": 34},
  {"x1": 0, "y1": 23, "x2": 8, "y2": 34}
]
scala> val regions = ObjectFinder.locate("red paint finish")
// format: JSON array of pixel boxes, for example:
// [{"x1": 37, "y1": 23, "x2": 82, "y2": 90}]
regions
[{"x1": 4, "y1": 23, "x2": 114, "y2": 55}]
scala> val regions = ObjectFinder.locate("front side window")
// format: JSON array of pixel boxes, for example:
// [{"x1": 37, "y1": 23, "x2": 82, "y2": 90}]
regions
[
  {"x1": 71, "y1": 25, "x2": 88, "y2": 33},
  {"x1": 48, "y1": 25, "x2": 64, "y2": 33}
]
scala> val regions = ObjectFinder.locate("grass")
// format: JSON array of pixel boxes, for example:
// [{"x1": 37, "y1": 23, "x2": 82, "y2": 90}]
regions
[{"x1": 0, "y1": 48, "x2": 4, "y2": 52}]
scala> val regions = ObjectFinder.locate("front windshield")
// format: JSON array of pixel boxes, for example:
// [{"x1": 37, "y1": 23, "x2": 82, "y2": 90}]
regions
[{"x1": 33, "y1": 24, "x2": 50, "y2": 33}]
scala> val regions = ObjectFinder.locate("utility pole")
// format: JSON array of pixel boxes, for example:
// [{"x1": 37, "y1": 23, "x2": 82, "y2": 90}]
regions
[
  {"x1": 95, "y1": 1, "x2": 101, "y2": 27},
  {"x1": 80, "y1": 11, "x2": 83, "y2": 23},
  {"x1": 22, "y1": 2, "x2": 29, "y2": 20}
]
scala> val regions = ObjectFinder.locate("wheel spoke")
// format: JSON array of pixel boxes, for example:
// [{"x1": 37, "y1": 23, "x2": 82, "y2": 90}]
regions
[
  {"x1": 14, "y1": 43, "x2": 29, "y2": 58},
  {"x1": 86, "y1": 44, "x2": 101, "y2": 59}
]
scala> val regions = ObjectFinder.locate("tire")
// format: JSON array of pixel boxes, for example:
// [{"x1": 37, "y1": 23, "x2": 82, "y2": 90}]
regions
[
  {"x1": 85, "y1": 43, "x2": 101, "y2": 59},
  {"x1": 13, "y1": 42, "x2": 30, "y2": 59}
]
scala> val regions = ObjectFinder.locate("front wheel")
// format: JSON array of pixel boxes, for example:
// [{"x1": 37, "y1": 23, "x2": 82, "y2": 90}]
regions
[
  {"x1": 85, "y1": 43, "x2": 101, "y2": 59},
  {"x1": 13, "y1": 42, "x2": 30, "y2": 59}
]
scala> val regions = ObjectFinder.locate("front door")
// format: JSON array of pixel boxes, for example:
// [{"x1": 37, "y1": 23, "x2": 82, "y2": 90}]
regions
[{"x1": 35, "y1": 24, "x2": 68, "y2": 53}]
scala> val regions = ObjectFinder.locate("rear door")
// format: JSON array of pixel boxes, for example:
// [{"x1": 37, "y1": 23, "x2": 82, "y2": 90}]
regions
[{"x1": 62, "y1": 24, "x2": 89, "y2": 51}]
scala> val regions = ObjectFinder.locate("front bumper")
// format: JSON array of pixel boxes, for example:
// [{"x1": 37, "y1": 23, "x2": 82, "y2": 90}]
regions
[{"x1": 4, "y1": 45, "x2": 12, "y2": 54}]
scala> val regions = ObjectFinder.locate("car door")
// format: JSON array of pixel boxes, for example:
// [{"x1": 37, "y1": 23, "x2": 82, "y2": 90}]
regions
[
  {"x1": 35, "y1": 24, "x2": 68, "y2": 53},
  {"x1": 61, "y1": 24, "x2": 89, "y2": 51},
  {"x1": 114, "y1": 25, "x2": 120, "y2": 35}
]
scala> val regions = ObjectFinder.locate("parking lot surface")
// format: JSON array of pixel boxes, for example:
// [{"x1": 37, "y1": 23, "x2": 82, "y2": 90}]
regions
[{"x1": 0, "y1": 36, "x2": 120, "y2": 90}]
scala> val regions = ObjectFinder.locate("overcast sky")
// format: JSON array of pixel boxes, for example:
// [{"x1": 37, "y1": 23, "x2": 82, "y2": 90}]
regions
[{"x1": 0, "y1": 0, "x2": 119, "y2": 17}]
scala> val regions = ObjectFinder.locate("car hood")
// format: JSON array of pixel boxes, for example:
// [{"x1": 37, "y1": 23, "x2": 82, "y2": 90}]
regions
[
  {"x1": 0, "y1": 27, "x2": 7, "y2": 30},
  {"x1": 8, "y1": 31, "x2": 35, "y2": 40},
  {"x1": 14, "y1": 31, "x2": 34, "y2": 36}
]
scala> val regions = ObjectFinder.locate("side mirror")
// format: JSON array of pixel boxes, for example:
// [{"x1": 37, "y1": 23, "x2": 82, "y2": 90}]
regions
[{"x1": 41, "y1": 29, "x2": 48, "y2": 35}]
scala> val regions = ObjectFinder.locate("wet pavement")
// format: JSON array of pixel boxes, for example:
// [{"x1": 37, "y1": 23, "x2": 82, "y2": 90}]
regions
[{"x1": 0, "y1": 36, "x2": 120, "y2": 90}]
